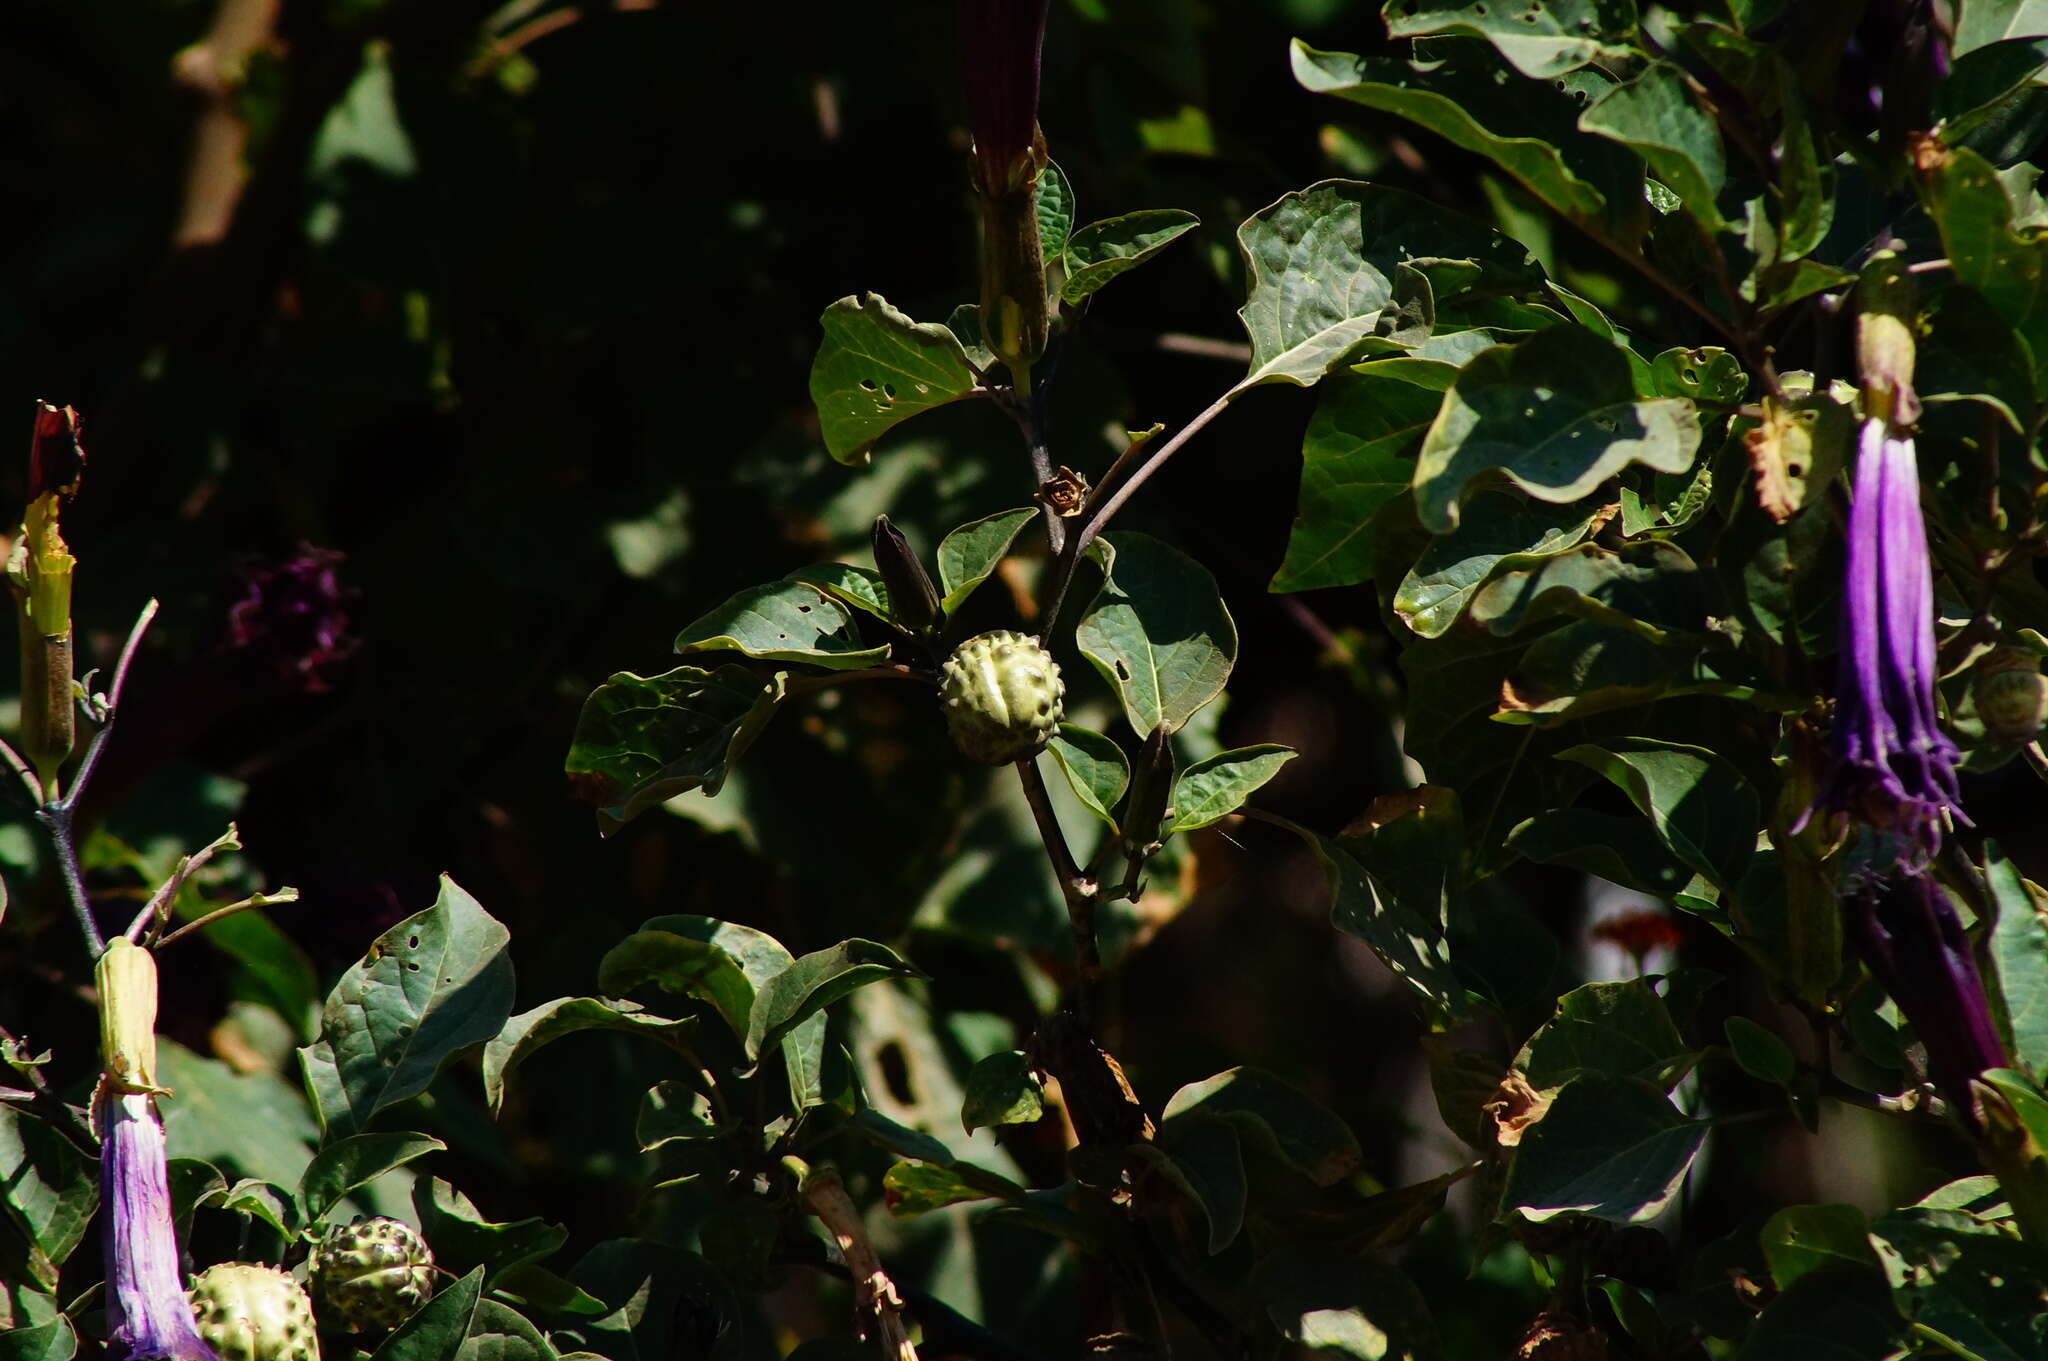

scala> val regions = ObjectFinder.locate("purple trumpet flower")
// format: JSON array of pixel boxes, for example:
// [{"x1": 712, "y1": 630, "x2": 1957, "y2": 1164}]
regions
[
  {"x1": 958, "y1": 0, "x2": 1049, "y2": 194},
  {"x1": 1849, "y1": 872, "x2": 2008, "y2": 1109},
  {"x1": 1810, "y1": 418, "x2": 1965, "y2": 864},
  {"x1": 99, "y1": 1088, "x2": 219, "y2": 1361}
]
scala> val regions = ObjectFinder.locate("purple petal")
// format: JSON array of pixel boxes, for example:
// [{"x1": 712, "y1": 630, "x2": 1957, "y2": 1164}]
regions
[{"x1": 100, "y1": 1091, "x2": 219, "y2": 1361}]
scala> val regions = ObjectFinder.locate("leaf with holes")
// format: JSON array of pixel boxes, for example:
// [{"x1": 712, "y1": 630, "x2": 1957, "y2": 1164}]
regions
[
  {"x1": 1273, "y1": 360, "x2": 1451, "y2": 593},
  {"x1": 1235, "y1": 177, "x2": 1545, "y2": 390},
  {"x1": 566, "y1": 665, "x2": 784, "y2": 834},
  {"x1": 675, "y1": 581, "x2": 888, "y2": 670},
  {"x1": 1412, "y1": 326, "x2": 1701, "y2": 532},
  {"x1": 808, "y1": 293, "x2": 980, "y2": 465},
  {"x1": 1044, "y1": 724, "x2": 1130, "y2": 829},
  {"x1": 1383, "y1": 0, "x2": 1639, "y2": 78},
  {"x1": 1075, "y1": 532, "x2": 1237, "y2": 739},
  {"x1": 298, "y1": 876, "x2": 515, "y2": 1141},
  {"x1": 936, "y1": 508, "x2": 1035, "y2": 614},
  {"x1": 1060, "y1": 210, "x2": 1200, "y2": 303},
  {"x1": 1293, "y1": 42, "x2": 1643, "y2": 227},
  {"x1": 1168, "y1": 745, "x2": 1296, "y2": 832}
]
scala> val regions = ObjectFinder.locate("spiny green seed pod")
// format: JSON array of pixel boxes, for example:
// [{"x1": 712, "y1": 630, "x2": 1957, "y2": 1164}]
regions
[
  {"x1": 310, "y1": 1216, "x2": 436, "y2": 1332},
  {"x1": 939, "y1": 629, "x2": 1063, "y2": 765},
  {"x1": 1978, "y1": 663, "x2": 2048, "y2": 746},
  {"x1": 188, "y1": 1264, "x2": 319, "y2": 1361}
]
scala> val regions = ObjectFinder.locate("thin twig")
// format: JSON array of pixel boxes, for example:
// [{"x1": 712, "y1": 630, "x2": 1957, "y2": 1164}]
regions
[
  {"x1": 63, "y1": 599, "x2": 159, "y2": 811},
  {"x1": 153, "y1": 887, "x2": 300, "y2": 950},
  {"x1": 36, "y1": 808, "x2": 103, "y2": 958},
  {"x1": 0, "y1": 737, "x2": 42, "y2": 804},
  {"x1": 1015, "y1": 755, "x2": 1099, "y2": 981},
  {"x1": 799, "y1": 1165, "x2": 919, "y2": 1361},
  {"x1": 782, "y1": 663, "x2": 933, "y2": 699},
  {"x1": 122, "y1": 824, "x2": 242, "y2": 943},
  {"x1": 1819, "y1": 1072, "x2": 1950, "y2": 1124},
  {"x1": 1038, "y1": 390, "x2": 1239, "y2": 636}
]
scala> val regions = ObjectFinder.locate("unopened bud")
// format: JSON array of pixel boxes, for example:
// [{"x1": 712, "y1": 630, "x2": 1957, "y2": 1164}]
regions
[
  {"x1": 870, "y1": 516, "x2": 941, "y2": 633},
  {"x1": 14, "y1": 402, "x2": 81, "y2": 782},
  {"x1": 97, "y1": 938, "x2": 164, "y2": 1095},
  {"x1": 1857, "y1": 253, "x2": 1919, "y2": 426}
]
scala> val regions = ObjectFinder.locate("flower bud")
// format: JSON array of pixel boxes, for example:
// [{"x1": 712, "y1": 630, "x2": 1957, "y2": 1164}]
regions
[
  {"x1": 870, "y1": 516, "x2": 941, "y2": 633},
  {"x1": 960, "y1": 0, "x2": 1052, "y2": 373},
  {"x1": 1856, "y1": 253, "x2": 1919, "y2": 426},
  {"x1": 13, "y1": 402, "x2": 82, "y2": 783}
]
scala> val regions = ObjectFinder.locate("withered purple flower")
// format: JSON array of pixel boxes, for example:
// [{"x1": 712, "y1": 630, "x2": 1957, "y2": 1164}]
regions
[
  {"x1": 228, "y1": 545, "x2": 356, "y2": 692},
  {"x1": 1810, "y1": 418, "x2": 1964, "y2": 863},
  {"x1": 1849, "y1": 872, "x2": 2007, "y2": 1108},
  {"x1": 100, "y1": 1089, "x2": 218, "y2": 1361},
  {"x1": 958, "y1": 0, "x2": 1050, "y2": 195}
]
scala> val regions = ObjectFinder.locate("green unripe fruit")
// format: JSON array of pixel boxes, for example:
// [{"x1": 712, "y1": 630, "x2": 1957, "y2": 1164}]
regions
[
  {"x1": 188, "y1": 1264, "x2": 320, "y2": 1361},
  {"x1": 310, "y1": 1216, "x2": 436, "y2": 1332},
  {"x1": 939, "y1": 630, "x2": 1064, "y2": 765},
  {"x1": 1978, "y1": 665, "x2": 2048, "y2": 746}
]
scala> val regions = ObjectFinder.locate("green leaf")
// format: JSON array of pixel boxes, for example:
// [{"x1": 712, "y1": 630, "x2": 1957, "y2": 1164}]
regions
[
  {"x1": 1394, "y1": 493, "x2": 1606, "y2": 638},
  {"x1": 1938, "y1": 37, "x2": 2048, "y2": 141},
  {"x1": 635, "y1": 1081, "x2": 719, "y2": 1149},
  {"x1": 1501, "y1": 1073, "x2": 1706, "y2": 1223},
  {"x1": 213, "y1": 1179, "x2": 298, "y2": 1238},
  {"x1": 300, "y1": 1132, "x2": 444, "y2": 1224},
  {"x1": 0, "y1": 1109, "x2": 94, "y2": 1294},
  {"x1": 1725, "y1": 1017, "x2": 1796, "y2": 1087},
  {"x1": 784, "y1": 563, "x2": 893, "y2": 623},
  {"x1": 1036, "y1": 161, "x2": 1073, "y2": 261},
  {"x1": 1920, "y1": 147, "x2": 2048, "y2": 342},
  {"x1": 1143, "y1": 1118, "x2": 1246, "y2": 1253},
  {"x1": 1168, "y1": 745, "x2": 1296, "y2": 832},
  {"x1": 166, "y1": 1157, "x2": 227, "y2": 1228},
  {"x1": 1956, "y1": 0, "x2": 2048, "y2": 56},
  {"x1": 960, "y1": 1051, "x2": 1045, "y2": 1133},
  {"x1": 935, "y1": 508, "x2": 1035, "y2": 614},
  {"x1": 1468, "y1": 540, "x2": 1702, "y2": 639},
  {"x1": 1250, "y1": 1245, "x2": 1444, "y2": 1361},
  {"x1": 489, "y1": 1264, "x2": 608, "y2": 1318},
  {"x1": 1868, "y1": 1205, "x2": 2048, "y2": 1360},
  {"x1": 371, "y1": 1265, "x2": 484, "y2": 1361},
  {"x1": 1383, "y1": 0, "x2": 1638, "y2": 78},
  {"x1": 1556, "y1": 738, "x2": 1758, "y2": 890},
  {"x1": 1760, "y1": 1204, "x2": 1877, "y2": 1291},
  {"x1": 1044, "y1": 725, "x2": 1130, "y2": 829},
  {"x1": 743, "y1": 939, "x2": 924, "y2": 1061},
  {"x1": 158, "y1": 1040, "x2": 319, "y2": 1188},
  {"x1": 597, "y1": 933, "x2": 754, "y2": 1033},
  {"x1": 1649, "y1": 346, "x2": 1748, "y2": 404},
  {"x1": 629, "y1": 914, "x2": 830, "y2": 1113},
  {"x1": 413, "y1": 1177, "x2": 566, "y2": 1277},
  {"x1": 808, "y1": 293, "x2": 979, "y2": 466},
  {"x1": 459, "y1": 1299, "x2": 558, "y2": 1361},
  {"x1": 1235, "y1": 177, "x2": 1543, "y2": 389},
  {"x1": 1579, "y1": 64, "x2": 1727, "y2": 230},
  {"x1": 674, "y1": 581, "x2": 887, "y2": 670},
  {"x1": 1272, "y1": 361, "x2": 1448, "y2": 592},
  {"x1": 881, "y1": 1162, "x2": 1001, "y2": 1217},
  {"x1": 1983, "y1": 841, "x2": 2048, "y2": 1083},
  {"x1": 565, "y1": 665, "x2": 783, "y2": 834},
  {"x1": 1161, "y1": 1066, "x2": 1362, "y2": 1186},
  {"x1": 1059, "y1": 210, "x2": 1200, "y2": 303},
  {"x1": 1507, "y1": 808, "x2": 1692, "y2": 894},
  {"x1": 482, "y1": 998, "x2": 699, "y2": 1114},
  {"x1": 1412, "y1": 327, "x2": 1702, "y2": 532},
  {"x1": 1075, "y1": 532, "x2": 1237, "y2": 739},
  {"x1": 299, "y1": 876, "x2": 516, "y2": 1141},
  {"x1": 1741, "y1": 1265, "x2": 1904, "y2": 1360},
  {"x1": 1283, "y1": 802, "x2": 1468, "y2": 1019},
  {"x1": 1293, "y1": 41, "x2": 1637, "y2": 225},
  {"x1": 1516, "y1": 980, "x2": 1691, "y2": 1091},
  {"x1": 0, "y1": 1302, "x2": 74, "y2": 1361}
]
